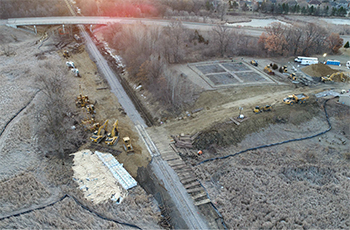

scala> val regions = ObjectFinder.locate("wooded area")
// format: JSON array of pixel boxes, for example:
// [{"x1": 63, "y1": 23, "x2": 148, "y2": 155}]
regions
[
  {"x1": 101, "y1": 20, "x2": 342, "y2": 111},
  {"x1": 0, "y1": 0, "x2": 69, "y2": 19}
]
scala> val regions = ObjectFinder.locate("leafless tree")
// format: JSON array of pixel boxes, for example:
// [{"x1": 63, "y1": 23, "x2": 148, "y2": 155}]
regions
[
  {"x1": 34, "y1": 62, "x2": 84, "y2": 159},
  {"x1": 216, "y1": 0, "x2": 228, "y2": 21},
  {"x1": 260, "y1": 22, "x2": 332, "y2": 56},
  {"x1": 163, "y1": 20, "x2": 186, "y2": 63},
  {"x1": 211, "y1": 24, "x2": 232, "y2": 57}
]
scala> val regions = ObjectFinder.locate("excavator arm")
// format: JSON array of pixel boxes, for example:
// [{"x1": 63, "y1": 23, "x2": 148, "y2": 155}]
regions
[
  {"x1": 105, "y1": 120, "x2": 119, "y2": 145},
  {"x1": 90, "y1": 119, "x2": 109, "y2": 143}
]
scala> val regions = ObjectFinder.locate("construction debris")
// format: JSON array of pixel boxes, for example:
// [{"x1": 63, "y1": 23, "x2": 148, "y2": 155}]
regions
[
  {"x1": 71, "y1": 150, "x2": 137, "y2": 204},
  {"x1": 172, "y1": 132, "x2": 200, "y2": 149}
]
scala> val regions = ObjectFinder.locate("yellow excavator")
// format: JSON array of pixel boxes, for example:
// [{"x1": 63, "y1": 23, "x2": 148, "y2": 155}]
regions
[
  {"x1": 105, "y1": 120, "x2": 119, "y2": 146},
  {"x1": 321, "y1": 72, "x2": 346, "y2": 83},
  {"x1": 90, "y1": 119, "x2": 109, "y2": 143},
  {"x1": 86, "y1": 104, "x2": 96, "y2": 115},
  {"x1": 76, "y1": 85, "x2": 91, "y2": 107}
]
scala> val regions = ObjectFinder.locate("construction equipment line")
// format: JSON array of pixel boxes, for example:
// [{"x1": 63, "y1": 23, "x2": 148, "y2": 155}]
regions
[{"x1": 197, "y1": 98, "x2": 333, "y2": 165}]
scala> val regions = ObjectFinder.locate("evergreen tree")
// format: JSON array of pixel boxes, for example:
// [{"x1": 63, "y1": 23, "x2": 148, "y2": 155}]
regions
[
  {"x1": 323, "y1": 5, "x2": 329, "y2": 16},
  {"x1": 344, "y1": 41, "x2": 350, "y2": 48},
  {"x1": 308, "y1": 5, "x2": 314, "y2": 15},
  {"x1": 301, "y1": 6, "x2": 306, "y2": 14},
  {"x1": 331, "y1": 7, "x2": 336, "y2": 16}
]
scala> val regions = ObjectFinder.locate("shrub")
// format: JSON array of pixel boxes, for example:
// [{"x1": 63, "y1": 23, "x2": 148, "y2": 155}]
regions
[{"x1": 272, "y1": 63, "x2": 278, "y2": 70}]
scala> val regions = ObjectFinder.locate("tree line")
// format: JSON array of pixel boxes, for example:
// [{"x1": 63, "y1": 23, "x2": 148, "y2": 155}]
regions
[
  {"x1": 101, "y1": 21, "x2": 342, "y2": 111},
  {"x1": 259, "y1": 2, "x2": 347, "y2": 17},
  {"x1": 0, "y1": 0, "x2": 70, "y2": 19}
]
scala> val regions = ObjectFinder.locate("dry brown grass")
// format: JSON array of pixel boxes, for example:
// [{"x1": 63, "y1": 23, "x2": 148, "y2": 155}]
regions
[
  {"x1": 193, "y1": 101, "x2": 350, "y2": 229},
  {"x1": 0, "y1": 173, "x2": 50, "y2": 215}
]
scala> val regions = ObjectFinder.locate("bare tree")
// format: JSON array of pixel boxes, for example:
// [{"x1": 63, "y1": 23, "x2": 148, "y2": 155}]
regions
[
  {"x1": 34, "y1": 62, "x2": 84, "y2": 159},
  {"x1": 163, "y1": 20, "x2": 186, "y2": 63},
  {"x1": 216, "y1": 0, "x2": 228, "y2": 21},
  {"x1": 211, "y1": 24, "x2": 232, "y2": 57},
  {"x1": 326, "y1": 33, "x2": 343, "y2": 54},
  {"x1": 260, "y1": 22, "x2": 332, "y2": 56}
]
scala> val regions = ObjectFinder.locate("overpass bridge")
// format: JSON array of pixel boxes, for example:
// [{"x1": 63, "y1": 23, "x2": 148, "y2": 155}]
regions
[
  {"x1": 4, "y1": 16, "x2": 229, "y2": 34},
  {"x1": 5, "y1": 16, "x2": 172, "y2": 27},
  {"x1": 4, "y1": 16, "x2": 265, "y2": 37}
]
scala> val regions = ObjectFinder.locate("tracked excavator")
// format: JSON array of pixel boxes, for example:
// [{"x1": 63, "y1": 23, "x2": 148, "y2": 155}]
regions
[
  {"x1": 105, "y1": 120, "x2": 119, "y2": 146},
  {"x1": 90, "y1": 119, "x2": 108, "y2": 143},
  {"x1": 321, "y1": 72, "x2": 346, "y2": 83}
]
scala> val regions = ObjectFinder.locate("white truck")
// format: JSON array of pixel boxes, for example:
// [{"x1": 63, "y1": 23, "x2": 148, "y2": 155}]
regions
[{"x1": 294, "y1": 56, "x2": 318, "y2": 65}]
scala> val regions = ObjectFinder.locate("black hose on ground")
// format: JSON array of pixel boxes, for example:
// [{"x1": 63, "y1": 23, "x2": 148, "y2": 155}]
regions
[
  {"x1": 0, "y1": 194, "x2": 142, "y2": 229},
  {"x1": 197, "y1": 98, "x2": 333, "y2": 166}
]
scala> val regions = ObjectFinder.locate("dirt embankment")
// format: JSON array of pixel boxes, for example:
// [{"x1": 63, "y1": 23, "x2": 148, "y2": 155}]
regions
[{"x1": 193, "y1": 98, "x2": 320, "y2": 150}]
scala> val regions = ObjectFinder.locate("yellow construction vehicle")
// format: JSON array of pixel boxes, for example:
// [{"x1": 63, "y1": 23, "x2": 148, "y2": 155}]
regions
[
  {"x1": 264, "y1": 65, "x2": 275, "y2": 75},
  {"x1": 282, "y1": 65, "x2": 288, "y2": 73},
  {"x1": 76, "y1": 94, "x2": 90, "y2": 107},
  {"x1": 90, "y1": 119, "x2": 109, "y2": 143},
  {"x1": 253, "y1": 105, "x2": 271, "y2": 114},
  {"x1": 283, "y1": 93, "x2": 309, "y2": 105},
  {"x1": 76, "y1": 85, "x2": 91, "y2": 107},
  {"x1": 86, "y1": 104, "x2": 96, "y2": 115},
  {"x1": 288, "y1": 73, "x2": 297, "y2": 81},
  {"x1": 123, "y1": 137, "x2": 134, "y2": 153},
  {"x1": 250, "y1": 60, "x2": 258, "y2": 66},
  {"x1": 63, "y1": 50, "x2": 70, "y2": 58},
  {"x1": 321, "y1": 72, "x2": 346, "y2": 83},
  {"x1": 105, "y1": 120, "x2": 119, "y2": 146}
]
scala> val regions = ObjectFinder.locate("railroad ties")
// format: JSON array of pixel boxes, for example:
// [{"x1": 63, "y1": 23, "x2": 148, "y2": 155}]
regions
[{"x1": 152, "y1": 133, "x2": 210, "y2": 206}]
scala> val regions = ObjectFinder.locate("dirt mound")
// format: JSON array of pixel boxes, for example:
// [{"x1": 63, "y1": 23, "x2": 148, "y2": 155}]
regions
[{"x1": 301, "y1": 63, "x2": 338, "y2": 77}]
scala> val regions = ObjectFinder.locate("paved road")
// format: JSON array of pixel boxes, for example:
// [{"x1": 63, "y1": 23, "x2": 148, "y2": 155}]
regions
[
  {"x1": 5, "y1": 16, "x2": 263, "y2": 36},
  {"x1": 4, "y1": 16, "x2": 350, "y2": 39}
]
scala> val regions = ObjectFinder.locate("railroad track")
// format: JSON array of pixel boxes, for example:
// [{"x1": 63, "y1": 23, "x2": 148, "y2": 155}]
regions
[{"x1": 63, "y1": 2, "x2": 208, "y2": 228}]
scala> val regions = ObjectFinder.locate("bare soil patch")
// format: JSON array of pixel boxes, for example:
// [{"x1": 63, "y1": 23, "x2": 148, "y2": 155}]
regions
[{"x1": 301, "y1": 63, "x2": 339, "y2": 77}]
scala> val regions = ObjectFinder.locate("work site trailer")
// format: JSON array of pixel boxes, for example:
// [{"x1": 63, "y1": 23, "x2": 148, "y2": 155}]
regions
[
  {"x1": 325, "y1": 60, "x2": 341, "y2": 66},
  {"x1": 300, "y1": 58, "x2": 318, "y2": 65},
  {"x1": 295, "y1": 56, "x2": 318, "y2": 65}
]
